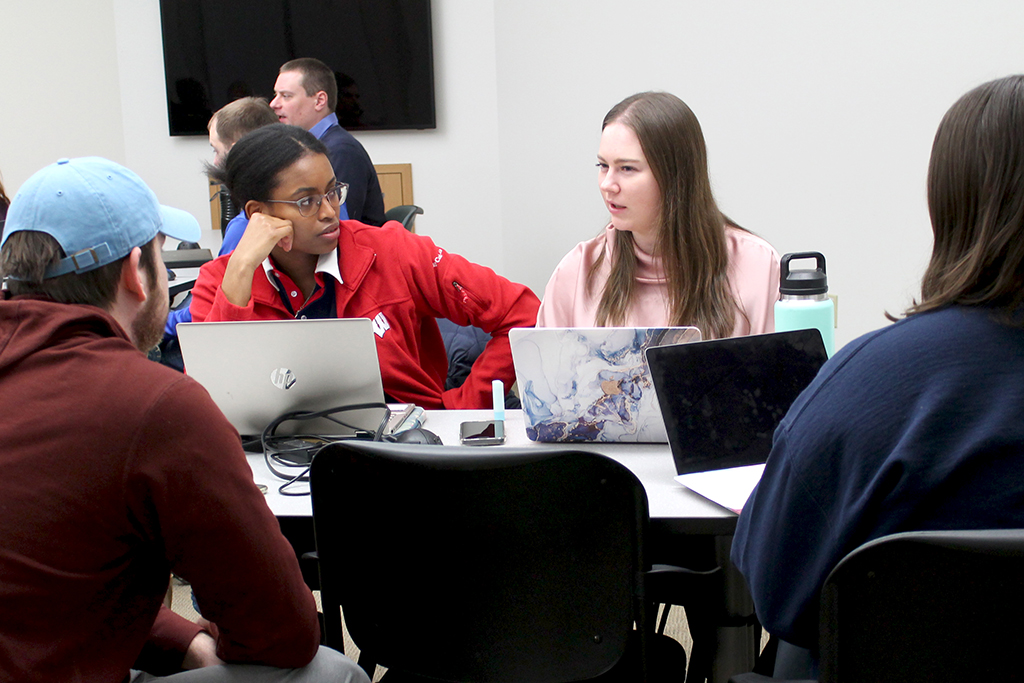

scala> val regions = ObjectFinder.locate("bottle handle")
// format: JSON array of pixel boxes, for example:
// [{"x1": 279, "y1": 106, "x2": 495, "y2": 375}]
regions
[{"x1": 780, "y1": 251, "x2": 826, "y2": 279}]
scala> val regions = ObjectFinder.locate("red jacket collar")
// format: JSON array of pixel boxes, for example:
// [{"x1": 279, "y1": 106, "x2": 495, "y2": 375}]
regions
[{"x1": 249, "y1": 220, "x2": 377, "y2": 314}]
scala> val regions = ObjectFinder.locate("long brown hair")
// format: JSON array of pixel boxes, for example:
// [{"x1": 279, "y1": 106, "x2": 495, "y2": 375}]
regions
[
  {"x1": 0, "y1": 173, "x2": 11, "y2": 240},
  {"x1": 902, "y1": 75, "x2": 1024, "y2": 322},
  {"x1": 0, "y1": 173, "x2": 9, "y2": 213},
  {"x1": 588, "y1": 92, "x2": 740, "y2": 338}
]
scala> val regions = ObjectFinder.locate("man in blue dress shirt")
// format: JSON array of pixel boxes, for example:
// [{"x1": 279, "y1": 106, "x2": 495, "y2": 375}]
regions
[{"x1": 271, "y1": 58, "x2": 386, "y2": 226}]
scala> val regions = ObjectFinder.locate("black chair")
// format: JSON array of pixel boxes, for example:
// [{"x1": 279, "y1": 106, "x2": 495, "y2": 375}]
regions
[
  {"x1": 161, "y1": 245, "x2": 212, "y2": 270},
  {"x1": 212, "y1": 183, "x2": 240, "y2": 239},
  {"x1": 384, "y1": 204, "x2": 424, "y2": 232},
  {"x1": 309, "y1": 441, "x2": 687, "y2": 682},
  {"x1": 731, "y1": 529, "x2": 1024, "y2": 683},
  {"x1": 647, "y1": 561, "x2": 758, "y2": 683}
]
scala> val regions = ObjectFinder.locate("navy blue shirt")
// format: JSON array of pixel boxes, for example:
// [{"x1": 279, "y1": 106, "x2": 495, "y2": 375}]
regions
[
  {"x1": 266, "y1": 268, "x2": 337, "y2": 319},
  {"x1": 733, "y1": 306, "x2": 1024, "y2": 650}
]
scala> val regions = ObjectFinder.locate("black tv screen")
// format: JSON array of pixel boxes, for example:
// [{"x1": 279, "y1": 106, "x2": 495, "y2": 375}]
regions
[{"x1": 158, "y1": 0, "x2": 435, "y2": 136}]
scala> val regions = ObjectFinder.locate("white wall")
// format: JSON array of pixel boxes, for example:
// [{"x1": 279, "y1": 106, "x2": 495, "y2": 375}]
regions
[
  {"x1": 1, "y1": 1, "x2": 125, "y2": 186},
  {"x1": 114, "y1": 0, "x2": 214, "y2": 239},
  {"x1": 492, "y1": 0, "x2": 1024, "y2": 347},
  {"x1": 4, "y1": 1, "x2": 1024, "y2": 348}
]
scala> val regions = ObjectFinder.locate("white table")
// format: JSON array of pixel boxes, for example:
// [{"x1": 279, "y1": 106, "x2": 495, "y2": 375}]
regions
[{"x1": 248, "y1": 409, "x2": 738, "y2": 533}]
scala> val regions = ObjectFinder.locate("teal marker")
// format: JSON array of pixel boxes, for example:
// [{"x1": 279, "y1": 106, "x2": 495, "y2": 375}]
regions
[{"x1": 492, "y1": 379, "x2": 505, "y2": 422}]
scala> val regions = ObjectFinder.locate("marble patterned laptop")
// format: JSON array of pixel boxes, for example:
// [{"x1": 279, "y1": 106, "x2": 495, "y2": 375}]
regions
[{"x1": 510, "y1": 327, "x2": 701, "y2": 443}]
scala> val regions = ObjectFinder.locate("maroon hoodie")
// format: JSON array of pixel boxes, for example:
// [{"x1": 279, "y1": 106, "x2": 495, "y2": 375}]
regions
[{"x1": 0, "y1": 294, "x2": 319, "y2": 681}]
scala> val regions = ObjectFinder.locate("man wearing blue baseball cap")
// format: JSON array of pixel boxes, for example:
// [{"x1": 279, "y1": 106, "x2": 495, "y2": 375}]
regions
[{"x1": 0, "y1": 158, "x2": 368, "y2": 683}]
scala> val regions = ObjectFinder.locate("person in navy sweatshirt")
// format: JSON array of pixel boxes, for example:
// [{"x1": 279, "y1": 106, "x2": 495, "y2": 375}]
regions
[{"x1": 732, "y1": 74, "x2": 1024, "y2": 678}]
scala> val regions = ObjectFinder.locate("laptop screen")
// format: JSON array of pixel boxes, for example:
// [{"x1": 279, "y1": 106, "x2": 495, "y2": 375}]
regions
[{"x1": 646, "y1": 329, "x2": 827, "y2": 474}]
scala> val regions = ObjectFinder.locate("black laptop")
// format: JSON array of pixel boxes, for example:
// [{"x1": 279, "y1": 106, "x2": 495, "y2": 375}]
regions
[{"x1": 645, "y1": 329, "x2": 828, "y2": 475}]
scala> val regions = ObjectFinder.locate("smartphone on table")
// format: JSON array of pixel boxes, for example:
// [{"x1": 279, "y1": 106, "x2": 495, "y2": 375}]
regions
[{"x1": 459, "y1": 419, "x2": 505, "y2": 446}]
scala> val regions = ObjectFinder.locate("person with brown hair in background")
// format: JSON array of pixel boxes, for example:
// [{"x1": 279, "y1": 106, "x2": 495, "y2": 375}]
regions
[
  {"x1": 537, "y1": 91, "x2": 780, "y2": 338},
  {"x1": 208, "y1": 97, "x2": 286, "y2": 255}
]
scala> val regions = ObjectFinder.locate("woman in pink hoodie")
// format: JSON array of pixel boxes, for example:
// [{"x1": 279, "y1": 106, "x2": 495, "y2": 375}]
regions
[{"x1": 537, "y1": 92, "x2": 780, "y2": 338}]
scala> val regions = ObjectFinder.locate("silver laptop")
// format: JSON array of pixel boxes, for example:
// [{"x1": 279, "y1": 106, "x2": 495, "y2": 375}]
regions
[
  {"x1": 510, "y1": 327, "x2": 701, "y2": 443},
  {"x1": 177, "y1": 318, "x2": 387, "y2": 437}
]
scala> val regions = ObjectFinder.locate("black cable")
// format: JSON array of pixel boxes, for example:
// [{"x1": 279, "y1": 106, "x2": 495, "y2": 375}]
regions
[{"x1": 260, "y1": 403, "x2": 391, "y2": 495}]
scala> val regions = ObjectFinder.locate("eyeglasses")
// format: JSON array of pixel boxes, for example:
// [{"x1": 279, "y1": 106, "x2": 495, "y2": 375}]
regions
[{"x1": 265, "y1": 182, "x2": 349, "y2": 217}]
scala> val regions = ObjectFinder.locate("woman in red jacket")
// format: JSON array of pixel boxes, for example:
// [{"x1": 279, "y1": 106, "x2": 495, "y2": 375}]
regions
[{"x1": 191, "y1": 123, "x2": 539, "y2": 409}]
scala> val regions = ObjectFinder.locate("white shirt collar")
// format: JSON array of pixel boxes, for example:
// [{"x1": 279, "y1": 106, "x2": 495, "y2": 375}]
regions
[{"x1": 261, "y1": 247, "x2": 343, "y2": 291}]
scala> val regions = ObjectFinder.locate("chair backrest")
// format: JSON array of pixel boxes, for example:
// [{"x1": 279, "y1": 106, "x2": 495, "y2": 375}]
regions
[
  {"x1": 310, "y1": 441, "x2": 649, "y2": 683},
  {"x1": 819, "y1": 529, "x2": 1024, "y2": 682},
  {"x1": 384, "y1": 204, "x2": 424, "y2": 231}
]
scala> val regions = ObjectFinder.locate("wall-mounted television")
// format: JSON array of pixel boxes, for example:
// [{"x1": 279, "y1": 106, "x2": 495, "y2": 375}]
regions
[{"x1": 158, "y1": 0, "x2": 435, "y2": 136}]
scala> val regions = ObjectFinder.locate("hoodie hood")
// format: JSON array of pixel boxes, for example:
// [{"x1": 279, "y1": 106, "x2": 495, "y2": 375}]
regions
[{"x1": 0, "y1": 293, "x2": 133, "y2": 374}]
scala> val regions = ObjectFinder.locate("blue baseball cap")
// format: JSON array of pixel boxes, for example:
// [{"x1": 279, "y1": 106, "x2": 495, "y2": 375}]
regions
[{"x1": 1, "y1": 157, "x2": 202, "y2": 279}]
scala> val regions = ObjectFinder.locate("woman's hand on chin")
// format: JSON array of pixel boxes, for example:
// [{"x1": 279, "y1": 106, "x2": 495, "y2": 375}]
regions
[
  {"x1": 234, "y1": 212, "x2": 294, "y2": 268},
  {"x1": 220, "y1": 212, "x2": 294, "y2": 307}
]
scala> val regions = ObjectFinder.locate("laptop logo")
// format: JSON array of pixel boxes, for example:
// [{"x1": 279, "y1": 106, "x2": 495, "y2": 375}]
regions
[{"x1": 270, "y1": 368, "x2": 298, "y2": 390}]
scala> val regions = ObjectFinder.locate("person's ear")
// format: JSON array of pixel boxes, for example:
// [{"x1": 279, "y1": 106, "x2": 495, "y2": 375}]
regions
[
  {"x1": 315, "y1": 90, "x2": 329, "y2": 112},
  {"x1": 244, "y1": 199, "x2": 266, "y2": 219},
  {"x1": 119, "y1": 247, "x2": 147, "y2": 303}
]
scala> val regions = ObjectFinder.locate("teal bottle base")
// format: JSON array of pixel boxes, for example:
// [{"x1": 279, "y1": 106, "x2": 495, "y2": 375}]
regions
[{"x1": 775, "y1": 300, "x2": 835, "y2": 357}]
